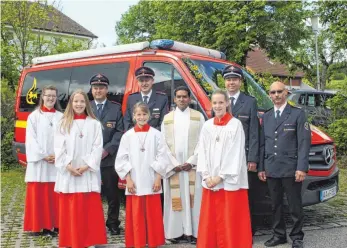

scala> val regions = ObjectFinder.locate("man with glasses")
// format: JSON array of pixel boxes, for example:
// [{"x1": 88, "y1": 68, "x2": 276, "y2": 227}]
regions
[
  {"x1": 258, "y1": 81, "x2": 311, "y2": 248},
  {"x1": 222, "y1": 65, "x2": 260, "y2": 237},
  {"x1": 124, "y1": 66, "x2": 169, "y2": 131},
  {"x1": 90, "y1": 73, "x2": 124, "y2": 235}
]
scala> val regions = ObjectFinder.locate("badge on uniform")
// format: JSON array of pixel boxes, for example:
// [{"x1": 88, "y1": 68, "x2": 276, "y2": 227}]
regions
[
  {"x1": 152, "y1": 108, "x2": 160, "y2": 119},
  {"x1": 106, "y1": 121, "x2": 116, "y2": 128}
]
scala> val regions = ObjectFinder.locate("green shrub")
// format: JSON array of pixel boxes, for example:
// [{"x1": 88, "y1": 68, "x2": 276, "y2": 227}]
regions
[{"x1": 331, "y1": 72, "x2": 346, "y2": 81}]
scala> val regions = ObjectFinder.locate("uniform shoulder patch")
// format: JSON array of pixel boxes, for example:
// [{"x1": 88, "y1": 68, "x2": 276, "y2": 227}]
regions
[
  {"x1": 156, "y1": 91, "x2": 167, "y2": 95},
  {"x1": 304, "y1": 121, "x2": 310, "y2": 130}
]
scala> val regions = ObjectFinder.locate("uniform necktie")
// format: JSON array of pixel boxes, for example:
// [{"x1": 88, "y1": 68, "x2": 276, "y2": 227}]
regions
[
  {"x1": 97, "y1": 103, "x2": 103, "y2": 119},
  {"x1": 276, "y1": 110, "x2": 281, "y2": 123},
  {"x1": 143, "y1": 96, "x2": 149, "y2": 104},
  {"x1": 230, "y1": 97, "x2": 235, "y2": 112}
]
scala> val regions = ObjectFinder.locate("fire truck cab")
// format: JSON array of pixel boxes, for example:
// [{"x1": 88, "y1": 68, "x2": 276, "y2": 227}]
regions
[{"x1": 13, "y1": 39, "x2": 339, "y2": 212}]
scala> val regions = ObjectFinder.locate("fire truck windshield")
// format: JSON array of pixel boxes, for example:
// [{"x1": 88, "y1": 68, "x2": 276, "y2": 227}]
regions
[{"x1": 183, "y1": 58, "x2": 273, "y2": 111}]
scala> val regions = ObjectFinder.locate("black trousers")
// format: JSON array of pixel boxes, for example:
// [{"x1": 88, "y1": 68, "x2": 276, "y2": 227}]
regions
[
  {"x1": 101, "y1": 166, "x2": 121, "y2": 228},
  {"x1": 248, "y1": 171, "x2": 259, "y2": 235},
  {"x1": 267, "y1": 177, "x2": 304, "y2": 241}
]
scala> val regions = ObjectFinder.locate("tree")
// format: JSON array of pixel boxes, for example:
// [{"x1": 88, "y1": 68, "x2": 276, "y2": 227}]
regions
[{"x1": 116, "y1": 0, "x2": 309, "y2": 66}]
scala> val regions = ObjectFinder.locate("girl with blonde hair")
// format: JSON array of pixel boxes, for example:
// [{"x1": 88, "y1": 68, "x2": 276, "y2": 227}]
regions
[
  {"x1": 54, "y1": 89, "x2": 107, "y2": 247},
  {"x1": 24, "y1": 85, "x2": 63, "y2": 237},
  {"x1": 115, "y1": 102, "x2": 170, "y2": 248}
]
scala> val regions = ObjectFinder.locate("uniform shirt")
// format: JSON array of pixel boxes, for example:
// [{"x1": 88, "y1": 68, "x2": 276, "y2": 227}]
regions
[
  {"x1": 274, "y1": 102, "x2": 287, "y2": 117},
  {"x1": 228, "y1": 91, "x2": 240, "y2": 107},
  {"x1": 197, "y1": 113, "x2": 248, "y2": 191},
  {"x1": 115, "y1": 124, "x2": 170, "y2": 196},
  {"x1": 141, "y1": 90, "x2": 152, "y2": 103},
  {"x1": 94, "y1": 99, "x2": 107, "y2": 111},
  {"x1": 54, "y1": 116, "x2": 103, "y2": 193},
  {"x1": 25, "y1": 108, "x2": 63, "y2": 182}
]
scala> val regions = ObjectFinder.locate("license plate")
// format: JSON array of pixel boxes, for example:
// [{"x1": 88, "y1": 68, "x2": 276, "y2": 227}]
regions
[{"x1": 320, "y1": 186, "x2": 337, "y2": 202}]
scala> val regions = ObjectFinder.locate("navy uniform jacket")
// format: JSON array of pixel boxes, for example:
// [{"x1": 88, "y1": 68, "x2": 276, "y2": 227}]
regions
[
  {"x1": 232, "y1": 92, "x2": 260, "y2": 163},
  {"x1": 91, "y1": 100, "x2": 124, "y2": 168},
  {"x1": 259, "y1": 103, "x2": 311, "y2": 178},
  {"x1": 124, "y1": 91, "x2": 169, "y2": 131}
]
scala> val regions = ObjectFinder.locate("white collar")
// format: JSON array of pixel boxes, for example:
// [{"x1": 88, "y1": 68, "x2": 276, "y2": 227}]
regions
[
  {"x1": 94, "y1": 99, "x2": 107, "y2": 106},
  {"x1": 274, "y1": 102, "x2": 287, "y2": 115},
  {"x1": 228, "y1": 91, "x2": 240, "y2": 102},
  {"x1": 175, "y1": 106, "x2": 190, "y2": 115},
  {"x1": 141, "y1": 90, "x2": 152, "y2": 100}
]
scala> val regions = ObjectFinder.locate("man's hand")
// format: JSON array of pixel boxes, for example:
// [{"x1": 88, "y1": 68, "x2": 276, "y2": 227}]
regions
[
  {"x1": 76, "y1": 166, "x2": 89, "y2": 174},
  {"x1": 181, "y1": 163, "x2": 193, "y2": 171},
  {"x1": 173, "y1": 166, "x2": 182, "y2": 173},
  {"x1": 67, "y1": 164, "x2": 82, "y2": 176},
  {"x1": 258, "y1": 171, "x2": 267, "y2": 182},
  {"x1": 248, "y1": 162, "x2": 257, "y2": 172},
  {"x1": 295, "y1": 170, "x2": 306, "y2": 182},
  {"x1": 101, "y1": 149, "x2": 109, "y2": 160}
]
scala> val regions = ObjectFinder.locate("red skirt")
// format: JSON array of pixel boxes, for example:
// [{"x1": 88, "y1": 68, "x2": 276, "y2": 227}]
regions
[
  {"x1": 58, "y1": 192, "x2": 107, "y2": 248},
  {"x1": 197, "y1": 188, "x2": 252, "y2": 248},
  {"x1": 125, "y1": 194, "x2": 165, "y2": 248},
  {"x1": 23, "y1": 182, "x2": 59, "y2": 232}
]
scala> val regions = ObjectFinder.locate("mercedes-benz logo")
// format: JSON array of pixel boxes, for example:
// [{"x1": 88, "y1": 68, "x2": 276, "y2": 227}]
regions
[{"x1": 323, "y1": 146, "x2": 334, "y2": 165}]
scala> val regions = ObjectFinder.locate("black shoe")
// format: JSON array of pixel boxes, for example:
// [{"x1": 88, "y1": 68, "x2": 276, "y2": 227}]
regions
[
  {"x1": 42, "y1": 229, "x2": 57, "y2": 237},
  {"x1": 167, "y1": 238, "x2": 180, "y2": 244},
  {"x1": 107, "y1": 226, "x2": 121, "y2": 235},
  {"x1": 264, "y1": 236, "x2": 287, "y2": 247},
  {"x1": 292, "y1": 240, "x2": 304, "y2": 248},
  {"x1": 53, "y1": 228, "x2": 59, "y2": 234},
  {"x1": 190, "y1": 237, "x2": 197, "y2": 244}
]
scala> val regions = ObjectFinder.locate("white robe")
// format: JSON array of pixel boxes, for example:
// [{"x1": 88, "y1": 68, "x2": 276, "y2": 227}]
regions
[
  {"x1": 161, "y1": 107, "x2": 205, "y2": 239},
  {"x1": 197, "y1": 117, "x2": 248, "y2": 191},
  {"x1": 115, "y1": 127, "x2": 170, "y2": 196},
  {"x1": 54, "y1": 117, "x2": 103, "y2": 193},
  {"x1": 25, "y1": 109, "x2": 63, "y2": 182}
]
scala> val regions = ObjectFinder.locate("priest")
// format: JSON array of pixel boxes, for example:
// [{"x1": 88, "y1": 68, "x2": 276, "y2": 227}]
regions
[{"x1": 161, "y1": 86, "x2": 205, "y2": 244}]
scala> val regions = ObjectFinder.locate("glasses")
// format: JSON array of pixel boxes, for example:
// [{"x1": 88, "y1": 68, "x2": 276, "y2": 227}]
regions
[
  {"x1": 43, "y1": 95, "x2": 57, "y2": 98},
  {"x1": 269, "y1": 90, "x2": 284, "y2": 95}
]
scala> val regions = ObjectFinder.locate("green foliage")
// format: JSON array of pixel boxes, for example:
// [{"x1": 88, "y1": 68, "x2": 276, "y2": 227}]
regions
[
  {"x1": 251, "y1": 71, "x2": 280, "y2": 92},
  {"x1": 116, "y1": 0, "x2": 308, "y2": 66},
  {"x1": 1, "y1": 79, "x2": 17, "y2": 169},
  {"x1": 331, "y1": 73, "x2": 346, "y2": 81}
]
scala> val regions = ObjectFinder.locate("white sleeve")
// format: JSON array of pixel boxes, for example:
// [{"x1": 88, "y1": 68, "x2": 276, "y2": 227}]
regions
[
  {"x1": 81, "y1": 121, "x2": 103, "y2": 172},
  {"x1": 220, "y1": 121, "x2": 246, "y2": 184},
  {"x1": 186, "y1": 113, "x2": 206, "y2": 167},
  {"x1": 150, "y1": 132, "x2": 171, "y2": 178},
  {"x1": 196, "y1": 124, "x2": 210, "y2": 180},
  {"x1": 25, "y1": 113, "x2": 48, "y2": 162},
  {"x1": 54, "y1": 124, "x2": 72, "y2": 174},
  {"x1": 115, "y1": 133, "x2": 132, "y2": 180}
]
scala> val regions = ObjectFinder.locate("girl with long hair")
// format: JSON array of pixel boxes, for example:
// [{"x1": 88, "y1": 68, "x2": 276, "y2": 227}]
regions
[
  {"x1": 24, "y1": 85, "x2": 63, "y2": 236},
  {"x1": 54, "y1": 89, "x2": 107, "y2": 247},
  {"x1": 196, "y1": 89, "x2": 252, "y2": 248},
  {"x1": 115, "y1": 102, "x2": 170, "y2": 248}
]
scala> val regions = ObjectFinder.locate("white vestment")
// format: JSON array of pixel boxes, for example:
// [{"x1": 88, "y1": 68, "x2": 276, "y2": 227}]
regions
[
  {"x1": 161, "y1": 107, "x2": 205, "y2": 239},
  {"x1": 115, "y1": 126, "x2": 170, "y2": 196},
  {"x1": 54, "y1": 117, "x2": 103, "y2": 193},
  {"x1": 25, "y1": 109, "x2": 63, "y2": 182},
  {"x1": 197, "y1": 116, "x2": 248, "y2": 191}
]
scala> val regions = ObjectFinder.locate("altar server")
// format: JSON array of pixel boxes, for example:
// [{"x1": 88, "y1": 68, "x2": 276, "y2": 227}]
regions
[
  {"x1": 196, "y1": 89, "x2": 252, "y2": 248},
  {"x1": 24, "y1": 85, "x2": 63, "y2": 237},
  {"x1": 54, "y1": 89, "x2": 107, "y2": 248},
  {"x1": 115, "y1": 102, "x2": 170, "y2": 248}
]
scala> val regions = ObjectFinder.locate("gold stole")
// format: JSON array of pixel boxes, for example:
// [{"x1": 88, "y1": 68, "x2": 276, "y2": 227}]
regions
[{"x1": 163, "y1": 109, "x2": 201, "y2": 211}]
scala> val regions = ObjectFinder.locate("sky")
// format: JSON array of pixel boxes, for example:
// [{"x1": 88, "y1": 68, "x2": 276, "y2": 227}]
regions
[{"x1": 48, "y1": 0, "x2": 139, "y2": 47}]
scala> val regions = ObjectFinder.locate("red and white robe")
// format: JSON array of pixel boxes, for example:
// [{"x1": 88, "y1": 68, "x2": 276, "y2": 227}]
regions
[
  {"x1": 115, "y1": 124, "x2": 170, "y2": 247},
  {"x1": 24, "y1": 106, "x2": 62, "y2": 232},
  {"x1": 196, "y1": 113, "x2": 252, "y2": 248}
]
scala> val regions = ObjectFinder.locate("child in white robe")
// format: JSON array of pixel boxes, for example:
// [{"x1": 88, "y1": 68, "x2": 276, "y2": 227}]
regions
[
  {"x1": 54, "y1": 89, "x2": 107, "y2": 248},
  {"x1": 24, "y1": 85, "x2": 63, "y2": 236},
  {"x1": 115, "y1": 102, "x2": 170, "y2": 248},
  {"x1": 196, "y1": 89, "x2": 252, "y2": 248}
]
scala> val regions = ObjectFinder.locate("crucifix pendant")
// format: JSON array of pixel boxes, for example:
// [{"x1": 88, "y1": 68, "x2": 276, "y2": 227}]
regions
[
  {"x1": 140, "y1": 147, "x2": 145, "y2": 152},
  {"x1": 216, "y1": 136, "x2": 220, "y2": 142},
  {"x1": 79, "y1": 133, "x2": 84, "y2": 138}
]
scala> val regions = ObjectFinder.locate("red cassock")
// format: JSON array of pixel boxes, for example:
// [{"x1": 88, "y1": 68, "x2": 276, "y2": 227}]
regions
[
  {"x1": 125, "y1": 194, "x2": 165, "y2": 248},
  {"x1": 58, "y1": 192, "x2": 107, "y2": 248},
  {"x1": 24, "y1": 182, "x2": 59, "y2": 232},
  {"x1": 197, "y1": 188, "x2": 252, "y2": 248}
]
